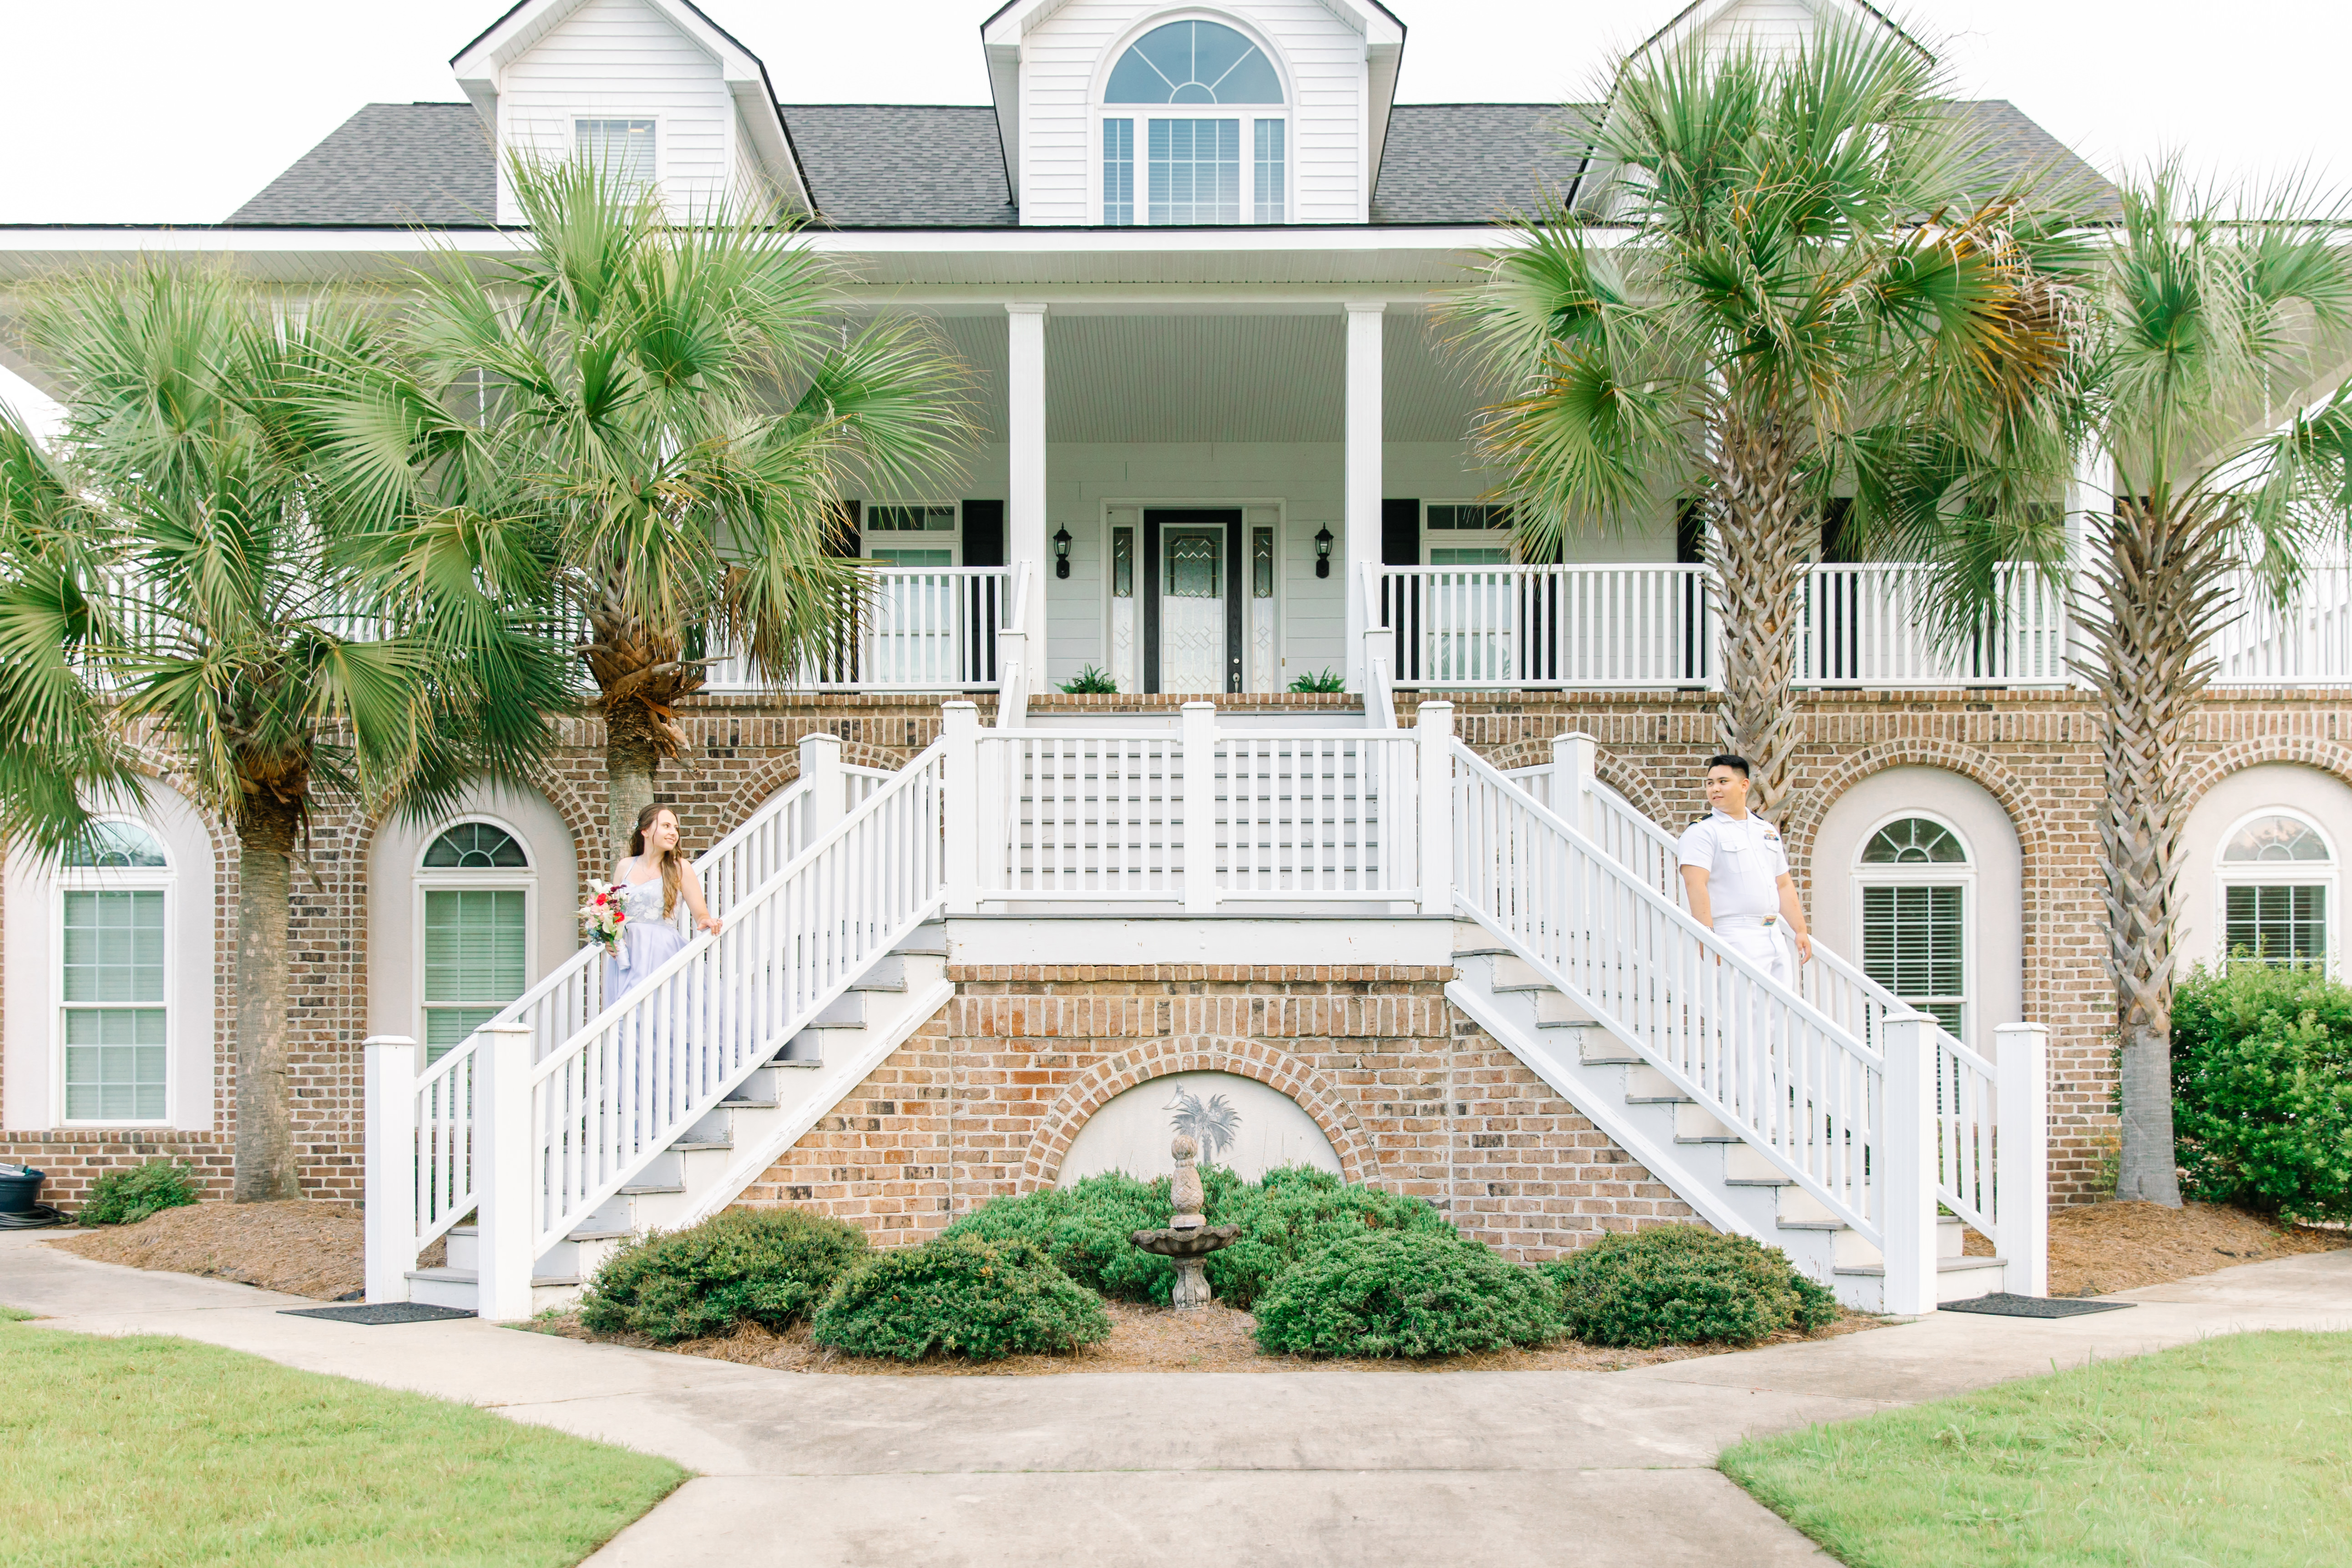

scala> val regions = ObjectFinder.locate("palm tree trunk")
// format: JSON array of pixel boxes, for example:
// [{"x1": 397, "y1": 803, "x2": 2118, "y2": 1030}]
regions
[
  {"x1": 605, "y1": 702, "x2": 661, "y2": 863},
  {"x1": 2080, "y1": 496, "x2": 2226, "y2": 1208},
  {"x1": 231, "y1": 792, "x2": 303, "y2": 1202},
  {"x1": 1708, "y1": 407, "x2": 1814, "y2": 814}
]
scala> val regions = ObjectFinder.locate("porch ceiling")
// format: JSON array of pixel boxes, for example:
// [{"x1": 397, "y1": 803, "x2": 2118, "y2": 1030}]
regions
[{"x1": 938, "y1": 309, "x2": 1500, "y2": 445}]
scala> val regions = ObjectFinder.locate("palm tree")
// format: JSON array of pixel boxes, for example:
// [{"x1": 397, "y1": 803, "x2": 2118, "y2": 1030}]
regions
[
  {"x1": 1452, "y1": 23, "x2": 2083, "y2": 812},
  {"x1": 319, "y1": 159, "x2": 974, "y2": 859},
  {"x1": 2059, "y1": 172, "x2": 2352, "y2": 1204},
  {"x1": 0, "y1": 268, "x2": 569, "y2": 1200}
]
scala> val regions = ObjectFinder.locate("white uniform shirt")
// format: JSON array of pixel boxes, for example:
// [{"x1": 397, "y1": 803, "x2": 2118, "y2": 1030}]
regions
[{"x1": 1676, "y1": 808, "x2": 1790, "y2": 921}]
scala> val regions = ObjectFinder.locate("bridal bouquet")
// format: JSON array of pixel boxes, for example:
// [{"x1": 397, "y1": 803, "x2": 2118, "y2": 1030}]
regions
[{"x1": 579, "y1": 885, "x2": 628, "y2": 953}]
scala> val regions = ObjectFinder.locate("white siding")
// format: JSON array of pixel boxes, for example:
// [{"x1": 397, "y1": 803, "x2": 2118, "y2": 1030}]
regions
[
  {"x1": 1016, "y1": 1, "x2": 1368, "y2": 226},
  {"x1": 495, "y1": 0, "x2": 733, "y2": 223}
]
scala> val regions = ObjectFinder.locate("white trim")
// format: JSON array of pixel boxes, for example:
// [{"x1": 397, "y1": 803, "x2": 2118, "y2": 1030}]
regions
[
  {"x1": 52, "y1": 815, "x2": 176, "y2": 1129},
  {"x1": 1851, "y1": 809, "x2": 1977, "y2": 1050},
  {"x1": 862, "y1": 499, "x2": 964, "y2": 567},
  {"x1": 2214, "y1": 805, "x2": 2338, "y2": 969},
  {"x1": 412, "y1": 816, "x2": 540, "y2": 1058}
]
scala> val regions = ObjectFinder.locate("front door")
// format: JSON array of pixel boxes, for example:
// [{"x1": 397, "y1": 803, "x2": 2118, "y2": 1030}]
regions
[{"x1": 1144, "y1": 510, "x2": 1244, "y2": 693}]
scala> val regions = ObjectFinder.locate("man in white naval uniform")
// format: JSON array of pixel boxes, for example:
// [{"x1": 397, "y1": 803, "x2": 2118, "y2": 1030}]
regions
[{"x1": 1677, "y1": 754, "x2": 1812, "y2": 985}]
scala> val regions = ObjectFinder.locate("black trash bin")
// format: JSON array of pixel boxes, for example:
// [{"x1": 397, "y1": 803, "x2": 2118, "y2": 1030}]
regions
[{"x1": 0, "y1": 1167, "x2": 45, "y2": 1215}]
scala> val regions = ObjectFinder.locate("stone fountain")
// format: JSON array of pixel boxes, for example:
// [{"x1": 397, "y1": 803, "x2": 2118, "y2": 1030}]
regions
[{"x1": 1128, "y1": 1133, "x2": 1240, "y2": 1311}]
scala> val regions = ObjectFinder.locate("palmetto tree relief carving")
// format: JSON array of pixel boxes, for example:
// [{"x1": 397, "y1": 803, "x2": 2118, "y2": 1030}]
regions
[{"x1": 1163, "y1": 1087, "x2": 1241, "y2": 1161}]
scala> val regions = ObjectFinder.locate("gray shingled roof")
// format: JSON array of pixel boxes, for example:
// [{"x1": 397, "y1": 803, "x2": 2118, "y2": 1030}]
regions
[
  {"x1": 1371, "y1": 104, "x2": 1589, "y2": 224},
  {"x1": 223, "y1": 96, "x2": 2112, "y2": 230},
  {"x1": 781, "y1": 105, "x2": 1015, "y2": 228},
  {"x1": 230, "y1": 103, "x2": 496, "y2": 227}
]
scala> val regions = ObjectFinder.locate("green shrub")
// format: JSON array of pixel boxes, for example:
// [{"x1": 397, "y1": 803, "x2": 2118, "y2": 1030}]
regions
[
  {"x1": 2172, "y1": 961, "x2": 2352, "y2": 1221},
  {"x1": 1059, "y1": 665, "x2": 1118, "y2": 694},
  {"x1": 77, "y1": 1160, "x2": 200, "y2": 1226},
  {"x1": 811, "y1": 1234, "x2": 1112, "y2": 1361},
  {"x1": 578, "y1": 1207, "x2": 867, "y2": 1343},
  {"x1": 1288, "y1": 668, "x2": 1345, "y2": 693},
  {"x1": 1543, "y1": 1226, "x2": 1839, "y2": 1348},
  {"x1": 941, "y1": 1171, "x2": 1181, "y2": 1302},
  {"x1": 1205, "y1": 1163, "x2": 1452, "y2": 1309},
  {"x1": 1251, "y1": 1230, "x2": 1561, "y2": 1358}
]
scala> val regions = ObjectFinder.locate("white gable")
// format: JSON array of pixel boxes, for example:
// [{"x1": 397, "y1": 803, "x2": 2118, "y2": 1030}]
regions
[
  {"x1": 984, "y1": 1, "x2": 1406, "y2": 225},
  {"x1": 1634, "y1": 0, "x2": 1930, "y2": 67},
  {"x1": 450, "y1": 0, "x2": 807, "y2": 223}
]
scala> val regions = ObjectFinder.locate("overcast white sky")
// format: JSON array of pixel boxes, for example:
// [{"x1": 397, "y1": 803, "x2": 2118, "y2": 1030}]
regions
[{"x1": 5, "y1": 0, "x2": 2349, "y2": 426}]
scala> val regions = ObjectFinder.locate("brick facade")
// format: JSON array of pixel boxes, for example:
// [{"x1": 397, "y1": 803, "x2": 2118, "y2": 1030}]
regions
[
  {"x1": 7, "y1": 683, "x2": 2347, "y2": 1220},
  {"x1": 734, "y1": 965, "x2": 1696, "y2": 1259}
]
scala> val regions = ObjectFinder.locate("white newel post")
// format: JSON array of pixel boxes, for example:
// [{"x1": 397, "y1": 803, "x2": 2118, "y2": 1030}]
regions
[
  {"x1": 1342, "y1": 302, "x2": 1384, "y2": 693},
  {"x1": 941, "y1": 701, "x2": 980, "y2": 914},
  {"x1": 1553, "y1": 730, "x2": 1598, "y2": 838},
  {"x1": 1006, "y1": 303, "x2": 1048, "y2": 653},
  {"x1": 798, "y1": 730, "x2": 845, "y2": 846},
  {"x1": 1993, "y1": 1022, "x2": 2050, "y2": 1297},
  {"x1": 1416, "y1": 701, "x2": 1454, "y2": 916},
  {"x1": 994, "y1": 627, "x2": 1029, "y2": 727},
  {"x1": 1181, "y1": 701, "x2": 1219, "y2": 914},
  {"x1": 362, "y1": 1035, "x2": 420, "y2": 1304},
  {"x1": 1877, "y1": 1011, "x2": 1942, "y2": 1315},
  {"x1": 474, "y1": 1021, "x2": 536, "y2": 1320}
]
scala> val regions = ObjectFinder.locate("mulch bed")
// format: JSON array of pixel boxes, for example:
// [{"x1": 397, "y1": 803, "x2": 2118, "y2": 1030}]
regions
[
  {"x1": 516, "y1": 1298, "x2": 1886, "y2": 1376},
  {"x1": 46, "y1": 1202, "x2": 443, "y2": 1301},
  {"x1": 2043, "y1": 1201, "x2": 2349, "y2": 1298}
]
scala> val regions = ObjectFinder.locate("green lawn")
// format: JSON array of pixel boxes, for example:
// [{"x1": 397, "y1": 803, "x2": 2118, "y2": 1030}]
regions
[
  {"x1": 1722, "y1": 1330, "x2": 2352, "y2": 1567},
  {"x1": 0, "y1": 1322, "x2": 684, "y2": 1567}
]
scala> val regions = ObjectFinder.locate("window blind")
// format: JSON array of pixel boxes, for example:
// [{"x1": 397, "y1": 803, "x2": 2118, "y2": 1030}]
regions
[
  {"x1": 2224, "y1": 883, "x2": 2327, "y2": 966},
  {"x1": 1861, "y1": 883, "x2": 1965, "y2": 1037},
  {"x1": 423, "y1": 889, "x2": 527, "y2": 1062}
]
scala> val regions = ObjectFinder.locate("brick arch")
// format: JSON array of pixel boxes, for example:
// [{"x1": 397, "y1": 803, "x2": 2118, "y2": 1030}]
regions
[
  {"x1": 1468, "y1": 732, "x2": 1677, "y2": 827},
  {"x1": 708, "y1": 732, "x2": 914, "y2": 832},
  {"x1": 1017, "y1": 1039, "x2": 1380, "y2": 1193},
  {"x1": 1780, "y1": 739, "x2": 2056, "y2": 1020},
  {"x1": 345, "y1": 760, "x2": 597, "y2": 888},
  {"x1": 2180, "y1": 735, "x2": 2352, "y2": 804}
]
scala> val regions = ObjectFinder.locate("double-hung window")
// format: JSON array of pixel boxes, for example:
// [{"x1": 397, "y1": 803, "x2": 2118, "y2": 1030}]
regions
[
  {"x1": 2218, "y1": 811, "x2": 2333, "y2": 969},
  {"x1": 864, "y1": 503, "x2": 960, "y2": 568},
  {"x1": 58, "y1": 821, "x2": 172, "y2": 1124},
  {"x1": 576, "y1": 118, "x2": 656, "y2": 195},
  {"x1": 1100, "y1": 20, "x2": 1286, "y2": 225},
  {"x1": 418, "y1": 822, "x2": 533, "y2": 1064},
  {"x1": 1857, "y1": 816, "x2": 1973, "y2": 1043}
]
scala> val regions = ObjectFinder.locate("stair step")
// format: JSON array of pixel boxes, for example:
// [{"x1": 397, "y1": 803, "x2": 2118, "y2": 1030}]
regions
[
  {"x1": 894, "y1": 922, "x2": 949, "y2": 958},
  {"x1": 619, "y1": 1182, "x2": 685, "y2": 1196},
  {"x1": 1578, "y1": 1034, "x2": 1644, "y2": 1066},
  {"x1": 669, "y1": 1138, "x2": 732, "y2": 1153},
  {"x1": 406, "y1": 1265, "x2": 577, "y2": 1290},
  {"x1": 564, "y1": 1227, "x2": 632, "y2": 1244},
  {"x1": 1624, "y1": 1065, "x2": 1689, "y2": 1104},
  {"x1": 1834, "y1": 1255, "x2": 2010, "y2": 1278},
  {"x1": 720, "y1": 1093, "x2": 779, "y2": 1108}
]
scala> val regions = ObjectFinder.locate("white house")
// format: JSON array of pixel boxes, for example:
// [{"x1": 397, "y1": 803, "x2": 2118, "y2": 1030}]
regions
[{"x1": 3, "y1": 0, "x2": 2347, "y2": 1320}]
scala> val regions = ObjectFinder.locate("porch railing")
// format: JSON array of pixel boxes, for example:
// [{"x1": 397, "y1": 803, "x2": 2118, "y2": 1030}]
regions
[
  {"x1": 1377, "y1": 564, "x2": 1715, "y2": 689},
  {"x1": 700, "y1": 565, "x2": 1020, "y2": 693},
  {"x1": 2207, "y1": 565, "x2": 2352, "y2": 685},
  {"x1": 1797, "y1": 564, "x2": 2069, "y2": 688}
]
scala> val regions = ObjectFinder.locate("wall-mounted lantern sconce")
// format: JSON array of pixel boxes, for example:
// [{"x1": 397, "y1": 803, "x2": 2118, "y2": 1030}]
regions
[
  {"x1": 1053, "y1": 524, "x2": 1072, "y2": 579},
  {"x1": 1314, "y1": 523, "x2": 1333, "y2": 578}
]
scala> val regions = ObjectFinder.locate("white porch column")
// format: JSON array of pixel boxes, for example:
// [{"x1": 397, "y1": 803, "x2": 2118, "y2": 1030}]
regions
[
  {"x1": 1993, "y1": 1022, "x2": 2050, "y2": 1297},
  {"x1": 1343, "y1": 303, "x2": 1384, "y2": 693},
  {"x1": 1007, "y1": 303, "x2": 1049, "y2": 653}
]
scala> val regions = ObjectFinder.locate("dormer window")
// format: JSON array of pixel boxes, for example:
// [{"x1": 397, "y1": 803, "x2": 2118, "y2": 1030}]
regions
[
  {"x1": 576, "y1": 117, "x2": 657, "y2": 194},
  {"x1": 1099, "y1": 19, "x2": 1286, "y2": 226}
]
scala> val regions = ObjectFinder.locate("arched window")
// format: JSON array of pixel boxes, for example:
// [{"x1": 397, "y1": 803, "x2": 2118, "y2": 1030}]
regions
[
  {"x1": 418, "y1": 822, "x2": 534, "y2": 1061},
  {"x1": 1098, "y1": 18, "x2": 1287, "y2": 226},
  {"x1": 1856, "y1": 815, "x2": 1972, "y2": 1041},
  {"x1": 2218, "y1": 810, "x2": 2333, "y2": 967},
  {"x1": 59, "y1": 819, "x2": 173, "y2": 1123}
]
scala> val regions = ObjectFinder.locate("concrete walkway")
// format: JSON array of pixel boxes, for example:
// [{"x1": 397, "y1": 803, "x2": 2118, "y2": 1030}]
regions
[{"x1": 5, "y1": 1231, "x2": 2348, "y2": 1568}]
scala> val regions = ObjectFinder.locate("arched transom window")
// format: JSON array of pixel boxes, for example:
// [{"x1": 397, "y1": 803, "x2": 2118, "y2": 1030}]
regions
[
  {"x1": 2219, "y1": 811, "x2": 2333, "y2": 967},
  {"x1": 418, "y1": 822, "x2": 533, "y2": 1061},
  {"x1": 1099, "y1": 18, "x2": 1287, "y2": 226},
  {"x1": 1856, "y1": 815, "x2": 1972, "y2": 1042}
]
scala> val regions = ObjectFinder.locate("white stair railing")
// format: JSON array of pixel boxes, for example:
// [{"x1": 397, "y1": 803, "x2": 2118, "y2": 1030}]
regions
[
  {"x1": 519, "y1": 737, "x2": 948, "y2": 1275},
  {"x1": 1453, "y1": 742, "x2": 1897, "y2": 1262},
  {"x1": 366, "y1": 731, "x2": 872, "y2": 1303},
  {"x1": 1519, "y1": 736, "x2": 2046, "y2": 1292}
]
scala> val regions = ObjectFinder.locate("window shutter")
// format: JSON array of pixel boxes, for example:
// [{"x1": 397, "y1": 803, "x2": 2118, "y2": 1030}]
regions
[
  {"x1": 825, "y1": 499, "x2": 861, "y2": 558},
  {"x1": 1381, "y1": 499, "x2": 1419, "y2": 566},
  {"x1": 961, "y1": 500, "x2": 1006, "y2": 567}
]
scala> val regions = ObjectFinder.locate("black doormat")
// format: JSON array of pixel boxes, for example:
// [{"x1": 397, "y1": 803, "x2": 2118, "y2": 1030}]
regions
[
  {"x1": 278, "y1": 1302, "x2": 476, "y2": 1325},
  {"x1": 1941, "y1": 1293, "x2": 2135, "y2": 1318}
]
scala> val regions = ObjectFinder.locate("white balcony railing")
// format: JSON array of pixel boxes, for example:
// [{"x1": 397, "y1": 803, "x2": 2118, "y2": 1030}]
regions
[
  {"x1": 2208, "y1": 565, "x2": 2352, "y2": 685},
  {"x1": 1796, "y1": 564, "x2": 2070, "y2": 688},
  {"x1": 703, "y1": 565, "x2": 1019, "y2": 693},
  {"x1": 1376, "y1": 564, "x2": 1715, "y2": 689}
]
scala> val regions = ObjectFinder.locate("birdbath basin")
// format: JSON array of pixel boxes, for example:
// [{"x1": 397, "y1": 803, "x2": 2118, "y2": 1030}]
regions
[{"x1": 1128, "y1": 1133, "x2": 1239, "y2": 1311}]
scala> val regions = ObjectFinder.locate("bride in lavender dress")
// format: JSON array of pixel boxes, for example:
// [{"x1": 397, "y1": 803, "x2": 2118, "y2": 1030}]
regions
[{"x1": 604, "y1": 805, "x2": 721, "y2": 1003}]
